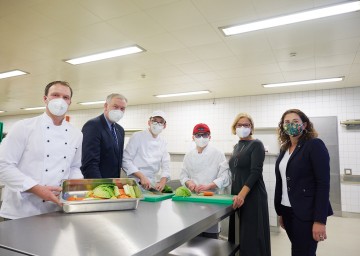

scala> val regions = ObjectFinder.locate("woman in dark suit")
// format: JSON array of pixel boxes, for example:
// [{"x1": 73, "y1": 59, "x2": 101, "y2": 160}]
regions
[{"x1": 275, "y1": 109, "x2": 333, "y2": 256}]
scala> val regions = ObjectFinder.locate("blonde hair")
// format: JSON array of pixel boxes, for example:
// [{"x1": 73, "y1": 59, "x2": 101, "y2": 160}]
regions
[{"x1": 231, "y1": 113, "x2": 254, "y2": 135}]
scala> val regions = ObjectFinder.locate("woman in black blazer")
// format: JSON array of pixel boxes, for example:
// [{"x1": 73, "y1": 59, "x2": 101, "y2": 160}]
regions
[{"x1": 274, "y1": 109, "x2": 333, "y2": 256}]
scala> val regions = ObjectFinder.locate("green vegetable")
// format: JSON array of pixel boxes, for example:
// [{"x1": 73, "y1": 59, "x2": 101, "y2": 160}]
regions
[
  {"x1": 123, "y1": 184, "x2": 136, "y2": 198},
  {"x1": 133, "y1": 185, "x2": 142, "y2": 198},
  {"x1": 93, "y1": 184, "x2": 116, "y2": 198},
  {"x1": 162, "y1": 184, "x2": 173, "y2": 193},
  {"x1": 175, "y1": 186, "x2": 191, "y2": 197}
]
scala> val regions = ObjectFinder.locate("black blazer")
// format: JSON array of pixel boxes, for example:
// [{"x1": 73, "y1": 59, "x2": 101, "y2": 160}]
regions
[
  {"x1": 81, "y1": 114, "x2": 125, "y2": 178},
  {"x1": 274, "y1": 138, "x2": 333, "y2": 224}
]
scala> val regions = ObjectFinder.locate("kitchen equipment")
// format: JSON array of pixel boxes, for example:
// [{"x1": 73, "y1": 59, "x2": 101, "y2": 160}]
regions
[
  {"x1": 172, "y1": 194, "x2": 234, "y2": 204},
  {"x1": 142, "y1": 192, "x2": 175, "y2": 202},
  {"x1": 61, "y1": 178, "x2": 143, "y2": 213}
]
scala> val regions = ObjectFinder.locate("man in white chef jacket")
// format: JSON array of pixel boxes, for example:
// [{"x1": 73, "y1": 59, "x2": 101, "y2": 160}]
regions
[
  {"x1": 180, "y1": 123, "x2": 230, "y2": 239},
  {"x1": 122, "y1": 110, "x2": 170, "y2": 192},
  {"x1": 0, "y1": 81, "x2": 83, "y2": 219}
]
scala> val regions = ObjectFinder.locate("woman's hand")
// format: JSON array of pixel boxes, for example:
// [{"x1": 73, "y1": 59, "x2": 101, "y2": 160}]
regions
[
  {"x1": 313, "y1": 222, "x2": 327, "y2": 242},
  {"x1": 278, "y1": 216, "x2": 285, "y2": 229},
  {"x1": 232, "y1": 194, "x2": 245, "y2": 209}
]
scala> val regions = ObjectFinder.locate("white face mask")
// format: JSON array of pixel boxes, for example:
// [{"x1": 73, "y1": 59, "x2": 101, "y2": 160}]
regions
[
  {"x1": 108, "y1": 110, "x2": 124, "y2": 123},
  {"x1": 47, "y1": 98, "x2": 68, "y2": 116},
  {"x1": 194, "y1": 137, "x2": 209, "y2": 148},
  {"x1": 236, "y1": 127, "x2": 251, "y2": 138},
  {"x1": 150, "y1": 123, "x2": 163, "y2": 135}
]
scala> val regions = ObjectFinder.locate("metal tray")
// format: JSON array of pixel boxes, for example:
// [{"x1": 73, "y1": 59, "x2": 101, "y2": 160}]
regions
[{"x1": 61, "y1": 178, "x2": 143, "y2": 213}]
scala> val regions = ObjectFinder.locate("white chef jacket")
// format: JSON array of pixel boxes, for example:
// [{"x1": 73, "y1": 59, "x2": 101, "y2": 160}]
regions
[
  {"x1": 122, "y1": 129, "x2": 170, "y2": 184},
  {"x1": 180, "y1": 144, "x2": 230, "y2": 233},
  {"x1": 180, "y1": 144, "x2": 230, "y2": 191},
  {"x1": 0, "y1": 113, "x2": 83, "y2": 219}
]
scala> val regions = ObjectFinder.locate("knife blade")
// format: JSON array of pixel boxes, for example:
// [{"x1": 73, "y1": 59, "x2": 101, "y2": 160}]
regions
[{"x1": 147, "y1": 186, "x2": 163, "y2": 195}]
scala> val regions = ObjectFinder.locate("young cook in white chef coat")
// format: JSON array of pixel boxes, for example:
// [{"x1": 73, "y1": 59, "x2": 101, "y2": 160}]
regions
[
  {"x1": 122, "y1": 110, "x2": 170, "y2": 192},
  {"x1": 180, "y1": 123, "x2": 230, "y2": 239},
  {"x1": 0, "y1": 81, "x2": 83, "y2": 219}
]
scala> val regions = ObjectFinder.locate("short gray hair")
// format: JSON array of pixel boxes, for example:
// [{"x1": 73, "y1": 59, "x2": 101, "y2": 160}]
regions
[{"x1": 106, "y1": 93, "x2": 128, "y2": 104}]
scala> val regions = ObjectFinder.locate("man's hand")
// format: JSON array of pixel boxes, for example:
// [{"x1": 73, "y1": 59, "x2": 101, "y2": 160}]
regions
[
  {"x1": 139, "y1": 176, "x2": 151, "y2": 190},
  {"x1": 27, "y1": 185, "x2": 62, "y2": 206},
  {"x1": 195, "y1": 183, "x2": 215, "y2": 193},
  {"x1": 185, "y1": 180, "x2": 196, "y2": 191},
  {"x1": 155, "y1": 178, "x2": 167, "y2": 192}
]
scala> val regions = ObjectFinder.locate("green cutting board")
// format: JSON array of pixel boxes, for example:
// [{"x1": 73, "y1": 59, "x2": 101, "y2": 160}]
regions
[
  {"x1": 142, "y1": 192, "x2": 174, "y2": 202},
  {"x1": 172, "y1": 194, "x2": 234, "y2": 204}
]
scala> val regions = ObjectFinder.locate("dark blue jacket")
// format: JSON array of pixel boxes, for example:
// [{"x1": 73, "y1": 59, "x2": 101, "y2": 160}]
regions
[
  {"x1": 81, "y1": 114, "x2": 124, "y2": 178},
  {"x1": 274, "y1": 138, "x2": 333, "y2": 224}
]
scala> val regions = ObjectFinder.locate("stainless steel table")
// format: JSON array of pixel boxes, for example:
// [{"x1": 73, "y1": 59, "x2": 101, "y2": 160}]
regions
[{"x1": 0, "y1": 200, "x2": 234, "y2": 256}]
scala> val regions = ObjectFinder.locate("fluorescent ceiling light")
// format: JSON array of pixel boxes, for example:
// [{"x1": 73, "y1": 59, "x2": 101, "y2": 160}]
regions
[
  {"x1": 220, "y1": 1, "x2": 360, "y2": 36},
  {"x1": 78, "y1": 101, "x2": 105, "y2": 105},
  {"x1": 65, "y1": 45, "x2": 145, "y2": 65},
  {"x1": 0, "y1": 110, "x2": 5, "y2": 113},
  {"x1": 0, "y1": 70, "x2": 28, "y2": 79},
  {"x1": 21, "y1": 106, "x2": 46, "y2": 111},
  {"x1": 155, "y1": 90, "x2": 211, "y2": 98},
  {"x1": 263, "y1": 77, "x2": 344, "y2": 88}
]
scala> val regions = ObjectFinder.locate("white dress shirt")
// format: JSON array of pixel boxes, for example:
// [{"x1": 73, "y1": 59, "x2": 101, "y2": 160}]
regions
[
  {"x1": 279, "y1": 150, "x2": 292, "y2": 207},
  {"x1": 0, "y1": 113, "x2": 83, "y2": 219},
  {"x1": 122, "y1": 129, "x2": 170, "y2": 183}
]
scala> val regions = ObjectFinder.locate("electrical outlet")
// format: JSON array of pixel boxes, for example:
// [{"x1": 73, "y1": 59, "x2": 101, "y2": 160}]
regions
[{"x1": 344, "y1": 168, "x2": 352, "y2": 175}]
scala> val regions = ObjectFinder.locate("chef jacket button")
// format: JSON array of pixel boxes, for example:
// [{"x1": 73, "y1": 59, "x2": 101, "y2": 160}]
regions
[
  {"x1": 47, "y1": 155, "x2": 49, "y2": 157},
  {"x1": 65, "y1": 129, "x2": 68, "y2": 132},
  {"x1": 286, "y1": 177, "x2": 290, "y2": 181},
  {"x1": 47, "y1": 140, "x2": 50, "y2": 142},
  {"x1": 287, "y1": 187, "x2": 290, "y2": 191},
  {"x1": 47, "y1": 126, "x2": 49, "y2": 129},
  {"x1": 64, "y1": 156, "x2": 66, "y2": 159},
  {"x1": 65, "y1": 142, "x2": 67, "y2": 145},
  {"x1": 303, "y1": 189, "x2": 306, "y2": 192},
  {"x1": 62, "y1": 170, "x2": 64, "y2": 172},
  {"x1": 42, "y1": 200, "x2": 45, "y2": 202},
  {"x1": 45, "y1": 169, "x2": 48, "y2": 172}
]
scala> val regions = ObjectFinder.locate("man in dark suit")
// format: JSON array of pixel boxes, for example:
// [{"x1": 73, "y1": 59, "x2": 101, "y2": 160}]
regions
[{"x1": 81, "y1": 93, "x2": 127, "y2": 178}]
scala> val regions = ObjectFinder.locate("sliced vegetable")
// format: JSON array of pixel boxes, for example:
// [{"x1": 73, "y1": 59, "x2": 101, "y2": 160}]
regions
[
  {"x1": 162, "y1": 184, "x2": 173, "y2": 193},
  {"x1": 203, "y1": 191, "x2": 214, "y2": 196},
  {"x1": 175, "y1": 186, "x2": 191, "y2": 197}
]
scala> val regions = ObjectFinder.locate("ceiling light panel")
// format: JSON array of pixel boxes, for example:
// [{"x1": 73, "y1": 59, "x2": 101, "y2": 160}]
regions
[
  {"x1": 65, "y1": 45, "x2": 145, "y2": 65},
  {"x1": 220, "y1": 1, "x2": 360, "y2": 36},
  {"x1": 0, "y1": 70, "x2": 28, "y2": 79},
  {"x1": 155, "y1": 90, "x2": 211, "y2": 98},
  {"x1": 262, "y1": 77, "x2": 344, "y2": 88}
]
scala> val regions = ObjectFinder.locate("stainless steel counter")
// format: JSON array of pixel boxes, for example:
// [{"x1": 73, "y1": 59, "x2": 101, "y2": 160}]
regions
[{"x1": 0, "y1": 200, "x2": 234, "y2": 256}]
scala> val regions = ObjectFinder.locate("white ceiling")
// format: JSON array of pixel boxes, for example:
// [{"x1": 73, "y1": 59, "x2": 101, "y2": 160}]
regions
[{"x1": 1, "y1": 0, "x2": 360, "y2": 116}]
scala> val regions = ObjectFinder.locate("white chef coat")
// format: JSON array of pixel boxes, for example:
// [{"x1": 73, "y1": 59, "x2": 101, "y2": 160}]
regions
[
  {"x1": 122, "y1": 129, "x2": 170, "y2": 184},
  {"x1": 0, "y1": 113, "x2": 83, "y2": 219},
  {"x1": 180, "y1": 144, "x2": 230, "y2": 233},
  {"x1": 180, "y1": 144, "x2": 230, "y2": 190}
]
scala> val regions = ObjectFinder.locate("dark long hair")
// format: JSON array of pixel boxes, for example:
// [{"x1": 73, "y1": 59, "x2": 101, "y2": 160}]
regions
[{"x1": 277, "y1": 109, "x2": 318, "y2": 151}]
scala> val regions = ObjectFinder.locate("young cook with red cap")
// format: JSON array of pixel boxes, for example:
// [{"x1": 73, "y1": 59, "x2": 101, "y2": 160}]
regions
[{"x1": 180, "y1": 123, "x2": 230, "y2": 239}]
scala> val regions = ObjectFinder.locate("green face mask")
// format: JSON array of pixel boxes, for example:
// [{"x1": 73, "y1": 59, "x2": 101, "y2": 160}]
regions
[{"x1": 283, "y1": 123, "x2": 304, "y2": 137}]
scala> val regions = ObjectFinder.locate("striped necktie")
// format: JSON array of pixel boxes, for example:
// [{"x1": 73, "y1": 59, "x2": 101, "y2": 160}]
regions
[{"x1": 111, "y1": 123, "x2": 118, "y2": 148}]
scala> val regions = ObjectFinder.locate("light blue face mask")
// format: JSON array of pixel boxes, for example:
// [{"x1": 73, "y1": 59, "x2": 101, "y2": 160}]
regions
[{"x1": 283, "y1": 123, "x2": 304, "y2": 137}]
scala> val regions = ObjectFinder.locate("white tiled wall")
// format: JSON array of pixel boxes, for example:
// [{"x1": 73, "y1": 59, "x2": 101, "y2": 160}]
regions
[{"x1": 1, "y1": 87, "x2": 360, "y2": 218}]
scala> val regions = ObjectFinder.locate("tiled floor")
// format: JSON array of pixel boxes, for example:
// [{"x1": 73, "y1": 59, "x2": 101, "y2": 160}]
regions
[{"x1": 271, "y1": 215, "x2": 360, "y2": 256}]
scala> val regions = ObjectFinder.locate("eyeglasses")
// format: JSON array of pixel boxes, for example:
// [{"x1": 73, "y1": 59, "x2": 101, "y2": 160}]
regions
[
  {"x1": 194, "y1": 133, "x2": 210, "y2": 138},
  {"x1": 236, "y1": 123, "x2": 251, "y2": 128},
  {"x1": 151, "y1": 120, "x2": 165, "y2": 126}
]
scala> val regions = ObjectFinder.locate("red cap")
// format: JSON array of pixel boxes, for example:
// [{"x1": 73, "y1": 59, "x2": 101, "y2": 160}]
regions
[{"x1": 193, "y1": 123, "x2": 210, "y2": 134}]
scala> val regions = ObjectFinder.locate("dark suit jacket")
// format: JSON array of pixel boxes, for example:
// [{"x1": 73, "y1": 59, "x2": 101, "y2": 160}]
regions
[
  {"x1": 81, "y1": 114, "x2": 125, "y2": 178},
  {"x1": 274, "y1": 138, "x2": 333, "y2": 224}
]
